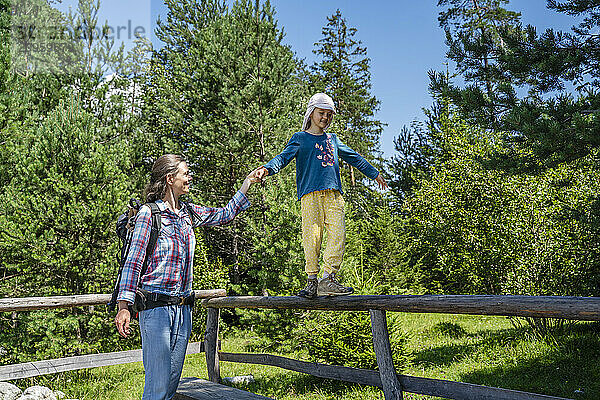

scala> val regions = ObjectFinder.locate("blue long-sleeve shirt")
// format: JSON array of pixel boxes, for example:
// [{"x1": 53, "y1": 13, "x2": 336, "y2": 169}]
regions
[{"x1": 264, "y1": 131, "x2": 379, "y2": 200}]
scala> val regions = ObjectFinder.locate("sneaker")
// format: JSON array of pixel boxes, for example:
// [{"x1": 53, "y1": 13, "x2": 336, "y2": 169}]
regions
[
  {"x1": 318, "y1": 275, "x2": 354, "y2": 296},
  {"x1": 297, "y1": 277, "x2": 318, "y2": 299}
]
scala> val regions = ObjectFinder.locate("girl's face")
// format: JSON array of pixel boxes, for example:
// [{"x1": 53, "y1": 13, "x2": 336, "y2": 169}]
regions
[
  {"x1": 310, "y1": 107, "x2": 334, "y2": 131},
  {"x1": 168, "y1": 162, "x2": 192, "y2": 197}
]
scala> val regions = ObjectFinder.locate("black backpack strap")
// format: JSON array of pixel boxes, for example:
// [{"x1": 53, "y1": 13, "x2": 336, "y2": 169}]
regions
[
  {"x1": 108, "y1": 201, "x2": 162, "y2": 312},
  {"x1": 139, "y1": 202, "x2": 162, "y2": 280},
  {"x1": 182, "y1": 200, "x2": 201, "y2": 228}
]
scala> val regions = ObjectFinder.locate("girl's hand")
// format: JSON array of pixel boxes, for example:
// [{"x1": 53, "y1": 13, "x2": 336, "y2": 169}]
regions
[
  {"x1": 241, "y1": 167, "x2": 266, "y2": 194},
  {"x1": 375, "y1": 174, "x2": 388, "y2": 190}
]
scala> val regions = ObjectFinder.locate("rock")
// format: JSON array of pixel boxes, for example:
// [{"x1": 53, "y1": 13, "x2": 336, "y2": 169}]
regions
[
  {"x1": 222, "y1": 375, "x2": 255, "y2": 385},
  {"x1": 0, "y1": 382, "x2": 22, "y2": 400},
  {"x1": 21, "y1": 386, "x2": 57, "y2": 400}
]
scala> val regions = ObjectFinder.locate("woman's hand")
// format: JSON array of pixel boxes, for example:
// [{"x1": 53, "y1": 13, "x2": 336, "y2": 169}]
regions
[
  {"x1": 115, "y1": 301, "x2": 132, "y2": 338},
  {"x1": 375, "y1": 174, "x2": 388, "y2": 190}
]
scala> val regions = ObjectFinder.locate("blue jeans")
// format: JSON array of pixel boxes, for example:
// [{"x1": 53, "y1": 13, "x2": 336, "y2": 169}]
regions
[{"x1": 139, "y1": 304, "x2": 192, "y2": 400}]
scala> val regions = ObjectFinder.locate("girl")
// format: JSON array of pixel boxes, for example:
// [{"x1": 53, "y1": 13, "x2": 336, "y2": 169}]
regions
[{"x1": 256, "y1": 93, "x2": 387, "y2": 298}]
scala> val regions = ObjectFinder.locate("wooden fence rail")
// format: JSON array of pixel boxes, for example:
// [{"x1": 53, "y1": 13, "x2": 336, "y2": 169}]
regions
[
  {"x1": 0, "y1": 290, "x2": 226, "y2": 382},
  {"x1": 0, "y1": 342, "x2": 205, "y2": 381},
  {"x1": 0, "y1": 289, "x2": 226, "y2": 312},
  {"x1": 218, "y1": 352, "x2": 568, "y2": 400},
  {"x1": 200, "y1": 294, "x2": 598, "y2": 400},
  {"x1": 201, "y1": 294, "x2": 600, "y2": 321}
]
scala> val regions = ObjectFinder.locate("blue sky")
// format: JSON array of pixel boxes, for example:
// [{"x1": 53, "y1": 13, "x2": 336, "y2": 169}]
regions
[{"x1": 53, "y1": 0, "x2": 582, "y2": 158}]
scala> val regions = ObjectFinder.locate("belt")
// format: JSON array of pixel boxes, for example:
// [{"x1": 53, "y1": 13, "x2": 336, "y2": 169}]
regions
[{"x1": 134, "y1": 289, "x2": 195, "y2": 312}]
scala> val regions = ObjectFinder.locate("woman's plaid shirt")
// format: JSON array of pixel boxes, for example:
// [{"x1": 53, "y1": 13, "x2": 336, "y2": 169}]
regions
[{"x1": 117, "y1": 191, "x2": 250, "y2": 304}]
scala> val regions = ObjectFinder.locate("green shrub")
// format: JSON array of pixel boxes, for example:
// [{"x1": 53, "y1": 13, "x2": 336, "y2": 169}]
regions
[
  {"x1": 429, "y1": 321, "x2": 468, "y2": 339},
  {"x1": 295, "y1": 310, "x2": 410, "y2": 371}
]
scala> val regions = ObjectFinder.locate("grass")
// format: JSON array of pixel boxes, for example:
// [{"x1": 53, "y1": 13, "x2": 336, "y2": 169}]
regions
[{"x1": 9, "y1": 313, "x2": 600, "y2": 400}]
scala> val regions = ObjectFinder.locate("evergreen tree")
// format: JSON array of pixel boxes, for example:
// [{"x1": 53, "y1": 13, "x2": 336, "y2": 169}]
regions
[
  {"x1": 433, "y1": 0, "x2": 600, "y2": 168},
  {"x1": 311, "y1": 9, "x2": 384, "y2": 190},
  {"x1": 0, "y1": 97, "x2": 145, "y2": 362},
  {"x1": 389, "y1": 1, "x2": 600, "y2": 302},
  {"x1": 435, "y1": 0, "x2": 521, "y2": 128},
  {"x1": 0, "y1": 0, "x2": 9, "y2": 95},
  {"x1": 495, "y1": 0, "x2": 600, "y2": 166},
  {"x1": 0, "y1": 0, "x2": 160, "y2": 360},
  {"x1": 0, "y1": 0, "x2": 12, "y2": 182},
  {"x1": 401, "y1": 104, "x2": 600, "y2": 297},
  {"x1": 0, "y1": 97, "x2": 134, "y2": 297},
  {"x1": 146, "y1": 0, "x2": 304, "y2": 284}
]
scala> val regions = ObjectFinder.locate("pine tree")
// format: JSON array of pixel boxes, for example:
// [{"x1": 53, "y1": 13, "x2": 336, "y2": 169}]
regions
[
  {"x1": 389, "y1": 80, "x2": 456, "y2": 204},
  {"x1": 311, "y1": 9, "x2": 384, "y2": 189},
  {"x1": 432, "y1": 0, "x2": 600, "y2": 168},
  {"x1": 434, "y1": 0, "x2": 522, "y2": 128},
  {"x1": 0, "y1": 0, "x2": 12, "y2": 133},
  {"x1": 0, "y1": 0, "x2": 159, "y2": 360},
  {"x1": 146, "y1": 0, "x2": 304, "y2": 284},
  {"x1": 0, "y1": 97, "x2": 133, "y2": 297},
  {"x1": 0, "y1": 0, "x2": 10, "y2": 94},
  {"x1": 495, "y1": 0, "x2": 600, "y2": 165}
]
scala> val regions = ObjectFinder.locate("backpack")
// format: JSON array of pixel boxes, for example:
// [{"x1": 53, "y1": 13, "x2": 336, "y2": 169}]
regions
[
  {"x1": 107, "y1": 199, "x2": 201, "y2": 312},
  {"x1": 108, "y1": 199, "x2": 161, "y2": 312}
]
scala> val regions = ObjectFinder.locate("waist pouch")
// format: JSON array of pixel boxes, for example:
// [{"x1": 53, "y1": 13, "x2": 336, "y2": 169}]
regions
[{"x1": 132, "y1": 288, "x2": 195, "y2": 313}]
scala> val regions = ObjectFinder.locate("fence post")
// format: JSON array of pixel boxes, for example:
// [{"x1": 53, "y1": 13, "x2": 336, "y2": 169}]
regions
[
  {"x1": 370, "y1": 309, "x2": 403, "y2": 400},
  {"x1": 204, "y1": 307, "x2": 221, "y2": 383}
]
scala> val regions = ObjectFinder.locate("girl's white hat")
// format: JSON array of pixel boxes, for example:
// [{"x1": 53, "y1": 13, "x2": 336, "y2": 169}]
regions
[{"x1": 302, "y1": 93, "x2": 336, "y2": 131}]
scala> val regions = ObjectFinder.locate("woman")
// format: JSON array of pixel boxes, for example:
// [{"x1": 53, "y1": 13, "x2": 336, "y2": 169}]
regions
[{"x1": 114, "y1": 154, "x2": 259, "y2": 400}]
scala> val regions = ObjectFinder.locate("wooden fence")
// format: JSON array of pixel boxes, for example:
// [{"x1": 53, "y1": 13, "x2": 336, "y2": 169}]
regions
[
  {"x1": 2, "y1": 292, "x2": 599, "y2": 399},
  {"x1": 201, "y1": 295, "x2": 600, "y2": 400},
  {"x1": 0, "y1": 290, "x2": 225, "y2": 381}
]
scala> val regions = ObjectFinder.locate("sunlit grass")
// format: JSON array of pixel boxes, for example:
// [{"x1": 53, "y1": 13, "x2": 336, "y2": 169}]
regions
[{"x1": 9, "y1": 313, "x2": 600, "y2": 400}]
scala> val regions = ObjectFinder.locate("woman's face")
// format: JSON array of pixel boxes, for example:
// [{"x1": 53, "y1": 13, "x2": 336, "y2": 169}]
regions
[
  {"x1": 169, "y1": 162, "x2": 192, "y2": 197},
  {"x1": 310, "y1": 107, "x2": 334, "y2": 131}
]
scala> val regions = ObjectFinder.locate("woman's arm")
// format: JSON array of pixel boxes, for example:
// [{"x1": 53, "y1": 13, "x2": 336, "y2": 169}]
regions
[
  {"x1": 239, "y1": 168, "x2": 262, "y2": 195},
  {"x1": 187, "y1": 169, "x2": 261, "y2": 228}
]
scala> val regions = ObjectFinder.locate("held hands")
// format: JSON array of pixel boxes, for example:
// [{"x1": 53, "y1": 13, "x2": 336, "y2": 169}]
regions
[
  {"x1": 241, "y1": 167, "x2": 267, "y2": 194},
  {"x1": 254, "y1": 166, "x2": 268, "y2": 182},
  {"x1": 247, "y1": 167, "x2": 266, "y2": 184},
  {"x1": 115, "y1": 300, "x2": 131, "y2": 338}
]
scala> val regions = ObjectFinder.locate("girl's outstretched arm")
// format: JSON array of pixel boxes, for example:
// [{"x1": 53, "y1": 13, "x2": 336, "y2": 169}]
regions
[{"x1": 262, "y1": 133, "x2": 301, "y2": 176}]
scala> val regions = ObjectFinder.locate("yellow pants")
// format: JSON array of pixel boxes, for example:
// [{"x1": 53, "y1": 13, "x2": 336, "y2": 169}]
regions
[{"x1": 300, "y1": 189, "x2": 345, "y2": 276}]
